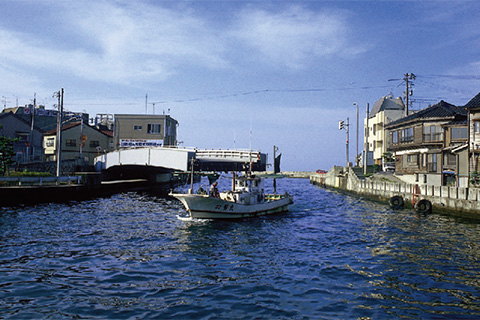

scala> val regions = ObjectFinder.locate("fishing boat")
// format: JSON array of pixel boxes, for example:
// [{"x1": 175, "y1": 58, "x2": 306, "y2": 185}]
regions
[{"x1": 171, "y1": 173, "x2": 293, "y2": 219}]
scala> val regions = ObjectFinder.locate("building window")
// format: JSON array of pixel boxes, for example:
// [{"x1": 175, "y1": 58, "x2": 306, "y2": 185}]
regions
[
  {"x1": 66, "y1": 139, "x2": 77, "y2": 147},
  {"x1": 451, "y1": 127, "x2": 468, "y2": 140},
  {"x1": 147, "y1": 124, "x2": 161, "y2": 134},
  {"x1": 475, "y1": 121, "x2": 480, "y2": 133},
  {"x1": 401, "y1": 127, "x2": 414, "y2": 143},
  {"x1": 15, "y1": 133, "x2": 29, "y2": 142},
  {"x1": 90, "y1": 140, "x2": 100, "y2": 147},
  {"x1": 134, "y1": 125, "x2": 142, "y2": 131},
  {"x1": 424, "y1": 125, "x2": 442, "y2": 142},
  {"x1": 392, "y1": 131, "x2": 398, "y2": 144},
  {"x1": 427, "y1": 153, "x2": 437, "y2": 172},
  {"x1": 444, "y1": 153, "x2": 456, "y2": 166},
  {"x1": 46, "y1": 138, "x2": 54, "y2": 147},
  {"x1": 407, "y1": 154, "x2": 418, "y2": 164}
]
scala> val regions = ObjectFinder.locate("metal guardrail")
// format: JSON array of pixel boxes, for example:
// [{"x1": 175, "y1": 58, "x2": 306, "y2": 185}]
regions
[{"x1": 0, "y1": 176, "x2": 82, "y2": 187}]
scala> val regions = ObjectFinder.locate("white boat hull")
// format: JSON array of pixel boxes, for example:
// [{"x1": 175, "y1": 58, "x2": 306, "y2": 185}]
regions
[{"x1": 171, "y1": 193, "x2": 293, "y2": 219}]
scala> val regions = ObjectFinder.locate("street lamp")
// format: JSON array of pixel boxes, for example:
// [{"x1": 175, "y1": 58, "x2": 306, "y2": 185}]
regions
[{"x1": 353, "y1": 102, "x2": 358, "y2": 166}]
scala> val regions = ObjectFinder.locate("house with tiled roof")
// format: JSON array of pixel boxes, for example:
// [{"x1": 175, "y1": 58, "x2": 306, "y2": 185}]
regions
[
  {"x1": 465, "y1": 92, "x2": 480, "y2": 179},
  {"x1": 364, "y1": 95, "x2": 405, "y2": 167},
  {"x1": 0, "y1": 112, "x2": 45, "y2": 163},
  {"x1": 43, "y1": 121, "x2": 114, "y2": 166},
  {"x1": 385, "y1": 100, "x2": 467, "y2": 186}
]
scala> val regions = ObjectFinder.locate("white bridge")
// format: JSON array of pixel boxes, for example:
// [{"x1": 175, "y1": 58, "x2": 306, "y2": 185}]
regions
[{"x1": 94, "y1": 147, "x2": 266, "y2": 173}]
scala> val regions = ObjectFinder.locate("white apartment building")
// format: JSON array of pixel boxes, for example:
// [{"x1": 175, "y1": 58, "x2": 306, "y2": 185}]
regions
[{"x1": 364, "y1": 95, "x2": 405, "y2": 166}]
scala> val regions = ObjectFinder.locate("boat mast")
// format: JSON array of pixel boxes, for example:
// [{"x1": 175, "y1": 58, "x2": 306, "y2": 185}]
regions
[
  {"x1": 189, "y1": 157, "x2": 195, "y2": 194},
  {"x1": 273, "y1": 145, "x2": 277, "y2": 194}
]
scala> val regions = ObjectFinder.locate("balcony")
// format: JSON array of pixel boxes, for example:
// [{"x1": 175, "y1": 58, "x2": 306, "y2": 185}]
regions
[
  {"x1": 400, "y1": 136, "x2": 414, "y2": 143},
  {"x1": 423, "y1": 133, "x2": 443, "y2": 143}
]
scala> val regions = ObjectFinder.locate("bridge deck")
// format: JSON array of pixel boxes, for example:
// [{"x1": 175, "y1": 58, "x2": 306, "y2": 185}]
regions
[{"x1": 95, "y1": 147, "x2": 267, "y2": 172}]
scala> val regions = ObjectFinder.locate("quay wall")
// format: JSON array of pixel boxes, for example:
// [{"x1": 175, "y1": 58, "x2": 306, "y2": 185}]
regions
[
  {"x1": 282, "y1": 171, "x2": 315, "y2": 178},
  {"x1": 310, "y1": 167, "x2": 480, "y2": 218}
]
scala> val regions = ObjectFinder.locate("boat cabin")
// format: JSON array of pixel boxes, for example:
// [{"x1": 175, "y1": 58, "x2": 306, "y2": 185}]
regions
[{"x1": 222, "y1": 175, "x2": 265, "y2": 205}]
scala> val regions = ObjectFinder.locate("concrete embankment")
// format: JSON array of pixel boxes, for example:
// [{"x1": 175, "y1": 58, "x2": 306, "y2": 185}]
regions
[
  {"x1": 310, "y1": 166, "x2": 480, "y2": 219},
  {"x1": 0, "y1": 173, "x2": 177, "y2": 207},
  {"x1": 282, "y1": 171, "x2": 315, "y2": 178},
  {"x1": 260, "y1": 171, "x2": 315, "y2": 178}
]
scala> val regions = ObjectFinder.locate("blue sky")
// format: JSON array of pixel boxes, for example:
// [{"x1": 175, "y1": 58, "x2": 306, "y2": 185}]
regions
[{"x1": 1, "y1": 0, "x2": 480, "y2": 171}]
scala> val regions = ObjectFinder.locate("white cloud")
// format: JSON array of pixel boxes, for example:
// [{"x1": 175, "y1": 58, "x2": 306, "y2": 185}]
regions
[
  {"x1": 0, "y1": 1, "x2": 229, "y2": 87},
  {"x1": 61, "y1": 1, "x2": 228, "y2": 82},
  {"x1": 231, "y1": 6, "x2": 358, "y2": 69}
]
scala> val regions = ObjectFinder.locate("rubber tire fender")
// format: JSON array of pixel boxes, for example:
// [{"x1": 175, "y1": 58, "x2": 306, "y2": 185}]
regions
[
  {"x1": 389, "y1": 195, "x2": 404, "y2": 209},
  {"x1": 415, "y1": 199, "x2": 432, "y2": 214}
]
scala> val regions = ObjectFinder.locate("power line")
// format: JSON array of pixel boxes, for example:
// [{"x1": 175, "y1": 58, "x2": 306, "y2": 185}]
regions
[
  {"x1": 149, "y1": 84, "x2": 392, "y2": 105},
  {"x1": 418, "y1": 74, "x2": 480, "y2": 80}
]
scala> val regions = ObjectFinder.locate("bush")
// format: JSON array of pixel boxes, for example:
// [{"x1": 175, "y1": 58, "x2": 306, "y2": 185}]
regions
[{"x1": 9, "y1": 171, "x2": 53, "y2": 177}]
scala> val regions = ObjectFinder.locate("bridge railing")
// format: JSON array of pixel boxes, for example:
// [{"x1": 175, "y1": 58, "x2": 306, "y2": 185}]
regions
[
  {"x1": 195, "y1": 149, "x2": 261, "y2": 162},
  {"x1": 0, "y1": 176, "x2": 82, "y2": 187}
]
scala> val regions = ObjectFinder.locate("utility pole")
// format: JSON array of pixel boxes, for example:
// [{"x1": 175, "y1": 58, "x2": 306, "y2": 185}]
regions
[
  {"x1": 339, "y1": 118, "x2": 350, "y2": 167},
  {"x1": 79, "y1": 117, "x2": 84, "y2": 162},
  {"x1": 346, "y1": 117, "x2": 349, "y2": 167},
  {"x1": 55, "y1": 88, "x2": 64, "y2": 177},
  {"x1": 404, "y1": 73, "x2": 416, "y2": 116},
  {"x1": 29, "y1": 93, "x2": 36, "y2": 162}
]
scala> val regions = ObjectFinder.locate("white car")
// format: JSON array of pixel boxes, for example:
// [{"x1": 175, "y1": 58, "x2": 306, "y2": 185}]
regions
[{"x1": 383, "y1": 162, "x2": 395, "y2": 172}]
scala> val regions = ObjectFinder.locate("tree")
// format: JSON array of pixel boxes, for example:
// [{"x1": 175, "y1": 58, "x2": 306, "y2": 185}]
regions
[{"x1": 0, "y1": 125, "x2": 18, "y2": 176}]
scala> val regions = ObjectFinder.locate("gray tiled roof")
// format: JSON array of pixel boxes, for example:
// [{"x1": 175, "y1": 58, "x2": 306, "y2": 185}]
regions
[
  {"x1": 385, "y1": 100, "x2": 466, "y2": 127},
  {"x1": 465, "y1": 92, "x2": 480, "y2": 109},
  {"x1": 369, "y1": 96, "x2": 404, "y2": 118}
]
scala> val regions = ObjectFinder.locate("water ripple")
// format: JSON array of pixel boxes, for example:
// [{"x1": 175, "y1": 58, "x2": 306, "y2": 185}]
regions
[{"x1": 1, "y1": 179, "x2": 480, "y2": 319}]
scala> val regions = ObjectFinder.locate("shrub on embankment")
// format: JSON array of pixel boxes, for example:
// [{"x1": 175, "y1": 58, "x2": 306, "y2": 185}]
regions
[{"x1": 9, "y1": 170, "x2": 53, "y2": 177}]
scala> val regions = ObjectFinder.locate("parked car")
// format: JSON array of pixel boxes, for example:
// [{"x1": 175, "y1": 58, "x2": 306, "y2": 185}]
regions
[
  {"x1": 383, "y1": 162, "x2": 395, "y2": 172},
  {"x1": 316, "y1": 169, "x2": 327, "y2": 174}
]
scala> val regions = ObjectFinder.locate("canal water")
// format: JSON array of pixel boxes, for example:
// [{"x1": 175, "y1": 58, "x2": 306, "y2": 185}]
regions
[{"x1": 1, "y1": 178, "x2": 480, "y2": 319}]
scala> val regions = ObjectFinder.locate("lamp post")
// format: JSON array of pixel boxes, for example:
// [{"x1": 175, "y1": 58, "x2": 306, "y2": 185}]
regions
[{"x1": 353, "y1": 102, "x2": 358, "y2": 166}]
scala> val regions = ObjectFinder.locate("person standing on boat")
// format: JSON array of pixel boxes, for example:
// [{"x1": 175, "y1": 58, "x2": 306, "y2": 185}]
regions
[{"x1": 209, "y1": 181, "x2": 220, "y2": 198}]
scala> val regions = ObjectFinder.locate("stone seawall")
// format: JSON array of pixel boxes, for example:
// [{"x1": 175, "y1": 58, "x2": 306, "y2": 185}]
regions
[{"x1": 310, "y1": 167, "x2": 480, "y2": 218}]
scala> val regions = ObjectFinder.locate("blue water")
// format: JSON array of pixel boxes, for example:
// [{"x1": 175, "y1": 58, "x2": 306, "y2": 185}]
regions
[{"x1": 1, "y1": 178, "x2": 480, "y2": 319}]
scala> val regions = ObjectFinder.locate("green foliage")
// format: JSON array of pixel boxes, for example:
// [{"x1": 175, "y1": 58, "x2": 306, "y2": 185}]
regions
[
  {"x1": 0, "y1": 134, "x2": 19, "y2": 176},
  {"x1": 9, "y1": 170, "x2": 53, "y2": 177}
]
